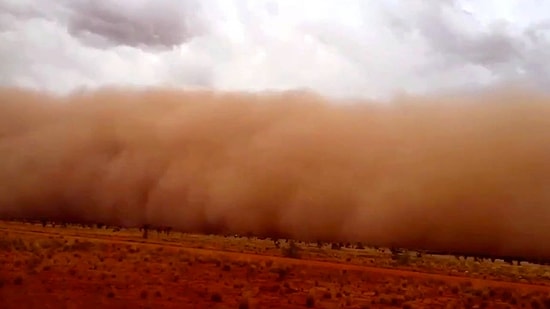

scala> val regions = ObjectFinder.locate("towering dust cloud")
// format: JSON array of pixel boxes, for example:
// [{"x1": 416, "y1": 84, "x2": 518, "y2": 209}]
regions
[{"x1": 1, "y1": 86, "x2": 550, "y2": 260}]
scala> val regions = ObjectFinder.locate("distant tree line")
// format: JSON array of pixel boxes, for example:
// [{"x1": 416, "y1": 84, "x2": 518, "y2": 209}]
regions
[{"x1": 3, "y1": 218, "x2": 549, "y2": 266}]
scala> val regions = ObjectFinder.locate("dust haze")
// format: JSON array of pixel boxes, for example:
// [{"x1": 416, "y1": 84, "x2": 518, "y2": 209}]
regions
[{"x1": 1, "y1": 86, "x2": 549, "y2": 260}]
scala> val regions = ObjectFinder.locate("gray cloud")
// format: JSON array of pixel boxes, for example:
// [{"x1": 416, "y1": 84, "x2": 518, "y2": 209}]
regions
[
  {"x1": 65, "y1": 0, "x2": 207, "y2": 49},
  {"x1": 381, "y1": 1, "x2": 550, "y2": 92},
  {"x1": 415, "y1": 4, "x2": 522, "y2": 67},
  {"x1": 0, "y1": 0, "x2": 549, "y2": 98},
  {"x1": 520, "y1": 22, "x2": 550, "y2": 88}
]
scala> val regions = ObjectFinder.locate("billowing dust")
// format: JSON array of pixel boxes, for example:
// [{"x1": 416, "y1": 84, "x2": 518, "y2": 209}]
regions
[{"x1": 1, "y1": 86, "x2": 549, "y2": 259}]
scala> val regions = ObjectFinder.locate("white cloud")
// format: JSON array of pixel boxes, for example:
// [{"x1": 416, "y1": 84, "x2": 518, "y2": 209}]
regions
[{"x1": 0, "y1": 0, "x2": 549, "y2": 99}]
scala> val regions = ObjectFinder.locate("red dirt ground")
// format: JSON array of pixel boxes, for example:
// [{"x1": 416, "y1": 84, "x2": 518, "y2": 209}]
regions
[{"x1": 1, "y1": 221, "x2": 549, "y2": 309}]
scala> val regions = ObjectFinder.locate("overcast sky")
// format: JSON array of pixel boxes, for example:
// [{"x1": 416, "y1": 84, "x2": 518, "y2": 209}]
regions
[{"x1": 1, "y1": 0, "x2": 549, "y2": 99}]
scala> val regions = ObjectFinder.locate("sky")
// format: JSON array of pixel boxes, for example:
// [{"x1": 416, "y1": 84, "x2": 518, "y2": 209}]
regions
[{"x1": 1, "y1": 0, "x2": 549, "y2": 100}]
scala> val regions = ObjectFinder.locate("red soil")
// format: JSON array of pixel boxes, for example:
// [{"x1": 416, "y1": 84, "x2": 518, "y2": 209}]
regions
[{"x1": 1, "y1": 221, "x2": 549, "y2": 309}]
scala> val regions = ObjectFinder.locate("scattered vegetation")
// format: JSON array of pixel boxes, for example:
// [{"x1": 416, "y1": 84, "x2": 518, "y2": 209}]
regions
[
  {"x1": 210, "y1": 292, "x2": 222, "y2": 302},
  {"x1": 13, "y1": 276, "x2": 23, "y2": 285},
  {"x1": 238, "y1": 297, "x2": 250, "y2": 309},
  {"x1": 281, "y1": 240, "x2": 301, "y2": 259},
  {"x1": 140, "y1": 290, "x2": 148, "y2": 299},
  {"x1": 1, "y1": 220, "x2": 549, "y2": 308}
]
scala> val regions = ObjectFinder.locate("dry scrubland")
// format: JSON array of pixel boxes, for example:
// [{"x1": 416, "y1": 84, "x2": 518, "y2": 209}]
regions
[{"x1": 1, "y1": 221, "x2": 550, "y2": 309}]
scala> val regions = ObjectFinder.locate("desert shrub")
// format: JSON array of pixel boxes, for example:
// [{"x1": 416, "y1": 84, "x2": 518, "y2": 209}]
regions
[
  {"x1": 39, "y1": 239, "x2": 64, "y2": 250},
  {"x1": 0, "y1": 239, "x2": 12, "y2": 251},
  {"x1": 13, "y1": 276, "x2": 23, "y2": 285},
  {"x1": 345, "y1": 296, "x2": 353, "y2": 306},
  {"x1": 65, "y1": 240, "x2": 95, "y2": 252},
  {"x1": 500, "y1": 289, "x2": 513, "y2": 301},
  {"x1": 393, "y1": 253, "x2": 410, "y2": 266},
  {"x1": 459, "y1": 280, "x2": 473, "y2": 289},
  {"x1": 68, "y1": 268, "x2": 77, "y2": 276},
  {"x1": 140, "y1": 290, "x2": 148, "y2": 299},
  {"x1": 210, "y1": 292, "x2": 222, "y2": 302},
  {"x1": 450, "y1": 286, "x2": 459, "y2": 294},
  {"x1": 391, "y1": 296, "x2": 404, "y2": 306},
  {"x1": 128, "y1": 246, "x2": 139, "y2": 253},
  {"x1": 26, "y1": 256, "x2": 43, "y2": 271},
  {"x1": 306, "y1": 293, "x2": 315, "y2": 307},
  {"x1": 270, "y1": 266, "x2": 288, "y2": 280},
  {"x1": 238, "y1": 297, "x2": 250, "y2": 309},
  {"x1": 529, "y1": 299, "x2": 542, "y2": 309},
  {"x1": 3, "y1": 238, "x2": 28, "y2": 252},
  {"x1": 281, "y1": 241, "x2": 301, "y2": 259}
]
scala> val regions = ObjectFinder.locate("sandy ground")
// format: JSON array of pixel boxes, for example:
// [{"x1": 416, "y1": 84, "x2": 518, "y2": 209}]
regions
[{"x1": 1, "y1": 221, "x2": 549, "y2": 308}]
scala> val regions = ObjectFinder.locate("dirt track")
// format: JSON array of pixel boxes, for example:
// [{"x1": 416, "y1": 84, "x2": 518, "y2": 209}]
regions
[{"x1": 1, "y1": 221, "x2": 550, "y2": 308}]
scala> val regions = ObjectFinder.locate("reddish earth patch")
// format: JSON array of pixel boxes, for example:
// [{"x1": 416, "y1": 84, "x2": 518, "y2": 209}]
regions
[{"x1": 1, "y1": 221, "x2": 550, "y2": 309}]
